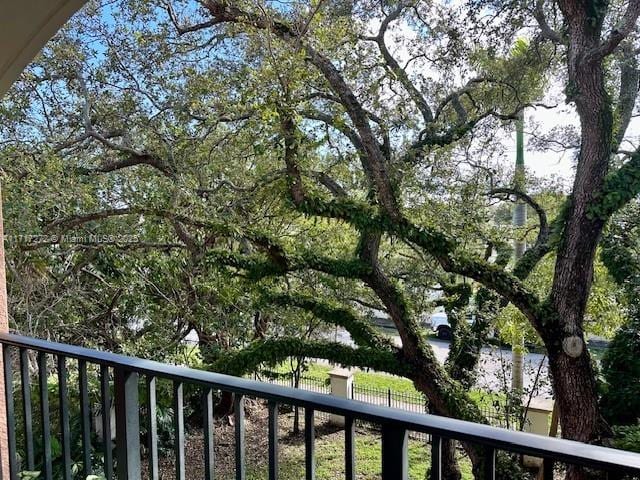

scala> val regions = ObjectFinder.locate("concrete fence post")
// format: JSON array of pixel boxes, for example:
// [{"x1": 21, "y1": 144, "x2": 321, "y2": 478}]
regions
[
  {"x1": 329, "y1": 368, "x2": 354, "y2": 426},
  {"x1": 522, "y1": 397, "x2": 555, "y2": 468}
]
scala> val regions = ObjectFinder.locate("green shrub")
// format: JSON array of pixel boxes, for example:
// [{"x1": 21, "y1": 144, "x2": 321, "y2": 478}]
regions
[
  {"x1": 600, "y1": 316, "x2": 640, "y2": 425},
  {"x1": 613, "y1": 424, "x2": 640, "y2": 453},
  {"x1": 13, "y1": 366, "x2": 205, "y2": 478}
]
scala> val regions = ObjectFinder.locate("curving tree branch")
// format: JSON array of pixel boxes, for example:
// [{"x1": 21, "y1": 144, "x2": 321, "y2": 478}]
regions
[
  {"x1": 201, "y1": 0, "x2": 401, "y2": 220},
  {"x1": 589, "y1": 0, "x2": 640, "y2": 59},
  {"x1": 211, "y1": 338, "x2": 409, "y2": 377},
  {"x1": 361, "y1": 1, "x2": 434, "y2": 123},
  {"x1": 300, "y1": 108, "x2": 367, "y2": 155},
  {"x1": 309, "y1": 171, "x2": 348, "y2": 197},
  {"x1": 533, "y1": 0, "x2": 565, "y2": 44},
  {"x1": 489, "y1": 188, "x2": 550, "y2": 246},
  {"x1": 262, "y1": 291, "x2": 396, "y2": 350}
]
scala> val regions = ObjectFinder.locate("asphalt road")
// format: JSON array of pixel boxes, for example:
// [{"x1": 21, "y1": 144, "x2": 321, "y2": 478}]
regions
[
  {"x1": 428, "y1": 337, "x2": 551, "y2": 396},
  {"x1": 327, "y1": 325, "x2": 551, "y2": 397}
]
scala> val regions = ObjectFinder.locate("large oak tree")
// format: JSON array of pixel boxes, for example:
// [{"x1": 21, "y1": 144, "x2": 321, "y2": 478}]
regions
[{"x1": 3, "y1": 0, "x2": 640, "y2": 478}]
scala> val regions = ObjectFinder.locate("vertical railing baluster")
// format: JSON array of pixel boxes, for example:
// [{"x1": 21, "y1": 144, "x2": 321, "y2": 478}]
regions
[
  {"x1": 147, "y1": 376, "x2": 159, "y2": 480},
  {"x1": 268, "y1": 401, "x2": 279, "y2": 480},
  {"x1": 345, "y1": 416, "x2": 355, "y2": 480},
  {"x1": 19, "y1": 348, "x2": 34, "y2": 471},
  {"x1": 3, "y1": 345, "x2": 17, "y2": 480},
  {"x1": 305, "y1": 408, "x2": 315, "y2": 480},
  {"x1": 174, "y1": 381, "x2": 185, "y2": 480},
  {"x1": 203, "y1": 387, "x2": 215, "y2": 480},
  {"x1": 114, "y1": 368, "x2": 141, "y2": 480},
  {"x1": 483, "y1": 447, "x2": 496, "y2": 480},
  {"x1": 38, "y1": 352, "x2": 52, "y2": 480},
  {"x1": 100, "y1": 365, "x2": 113, "y2": 480},
  {"x1": 542, "y1": 457, "x2": 554, "y2": 480},
  {"x1": 430, "y1": 435, "x2": 442, "y2": 480},
  {"x1": 381, "y1": 424, "x2": 408, "y2": 480},
  {"x1": 78, "y1": 359, "x2": 92, "y2": 477},
  {"x1": 234, "y1": 394, "x2": 246, "y2": 480},
  {"x1": 57, "y1": 356, "x2": 72, "y2": 480}
]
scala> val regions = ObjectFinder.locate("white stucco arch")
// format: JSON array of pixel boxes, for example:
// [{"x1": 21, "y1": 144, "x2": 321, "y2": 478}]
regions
[{"x1": 0, "y1": 0, "x2": 87, "y2": 95}]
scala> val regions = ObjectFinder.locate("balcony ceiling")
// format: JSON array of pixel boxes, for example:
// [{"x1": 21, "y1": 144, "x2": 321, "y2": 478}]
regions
[{"x1": 0, "y1": 0, "x2": 86, "y2": 96}]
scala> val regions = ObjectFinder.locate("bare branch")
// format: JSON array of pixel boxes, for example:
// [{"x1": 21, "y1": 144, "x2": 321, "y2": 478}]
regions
[
  {"x1": 300, "y1": 109, "x2": 365, "y2": 153},
  {"x1": 91, "y1": 149, "x2": 176, "y2": 178},
  {"x1": 362, "y1": 1, "x2": 434, "y2": 123},
  {"x1": 591, "y1": 0, "x2": 640, "y2": 59},
  {"x1": 171, "y1": 219, "x2": 198, "y2": 253},
  {"x1": 310, "y1": 171, "x2": 348, "y2": 197},
  {"x1": 196, "y1": 170, "x2": 285, "y2": 197},
  {"x1": 613, "y1": 43, "x2": 640, "y2": 150},
  {"x1": 166, "y1": 2, "x2": 223, "y2": 35},
  {"x1": 202, "y1": 0, "x2": 401, "y2": 220},
  {"x1": 432, "y1": 77, "x2": 488, "y2": 122},
  {"x1": 73, "y1": 71, "x2": 176, "y2": 178},
  {"x1": 534, "y1": 0, "x2": 565, "y2": 44},
  {"x1": 489, "y1": 188, "x2": 549, "y2": 245}
]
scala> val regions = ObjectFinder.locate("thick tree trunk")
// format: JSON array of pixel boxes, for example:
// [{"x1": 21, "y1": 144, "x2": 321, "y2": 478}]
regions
[
  {"x1": 545, "y1": 11, "x2": 614, "y2": 478},
  {"x1": 359, "y1": 232, "x2": 489, "y2": 477},
  {"x1": 546, "y1": 343, "x2": 604, "y2": 439},
  {"x1": 439, "y1": 439, "x2": 462, "y2": 480}
]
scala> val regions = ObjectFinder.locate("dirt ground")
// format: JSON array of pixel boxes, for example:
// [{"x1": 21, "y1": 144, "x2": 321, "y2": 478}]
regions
[{"x1": 146, "y1": 400, "x2": 372, "y2": 480}]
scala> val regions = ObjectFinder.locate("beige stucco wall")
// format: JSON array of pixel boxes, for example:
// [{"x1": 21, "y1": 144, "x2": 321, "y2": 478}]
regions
[
  {"x1": 0, "y1": 186, "x2": 9, "y2": 479},
  {"x1": 1, "y1": 1, "x2": 88, "y2": 476},
  {"x1": 0, "y1": 0, "x2": 87, "y2": 95}
]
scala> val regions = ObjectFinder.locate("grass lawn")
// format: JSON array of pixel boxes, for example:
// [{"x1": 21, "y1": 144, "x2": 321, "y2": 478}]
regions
[
  {"x1": 154, "y1": 400, "x2": 477, "y2": 480},
  {"x1": 246, "y1": 426, "x2": 474, "y2": 480}
]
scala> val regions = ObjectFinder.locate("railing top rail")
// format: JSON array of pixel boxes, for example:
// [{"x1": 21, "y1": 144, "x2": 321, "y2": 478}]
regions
[{"x1": 2, "y1": 332, "x2": 639, "y2": 473}]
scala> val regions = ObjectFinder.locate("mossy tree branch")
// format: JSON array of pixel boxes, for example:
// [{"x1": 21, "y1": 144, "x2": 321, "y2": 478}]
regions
[
  {"x1": 202, "y1": 0, "x2": 402, "y2": 220},
  {"x1": 211, "y1": 338, "x2": 409, "y2": 378},
  {"x1": 261, "y1": 291, "x2": 396, "y2": 351},
  {"x1": 296, "y1": 195, "x2": 543, "y2": 324},
  {"x1": 205, "y1": 249, "x2": 372, "y2": 281},
  {"x1": 589, "y1": 151, "x2": 640, "y2": 221}
]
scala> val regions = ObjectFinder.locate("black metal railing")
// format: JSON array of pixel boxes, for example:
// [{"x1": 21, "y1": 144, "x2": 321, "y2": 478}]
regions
[{"x1": 2, "y1": 332, "x2": 640, "y2": 480}]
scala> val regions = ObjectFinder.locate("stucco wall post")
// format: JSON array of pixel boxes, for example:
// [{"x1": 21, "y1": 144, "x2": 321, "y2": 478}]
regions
[
  {"x1": 522, "y1": 398, "x2": 554, "y2": 468},
  {"x1": 329, "y1": 368, "x2": 354, "y2": 426},
  {"x1": 0, "y1": 184, "x2": 10, "y2": 479}
]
